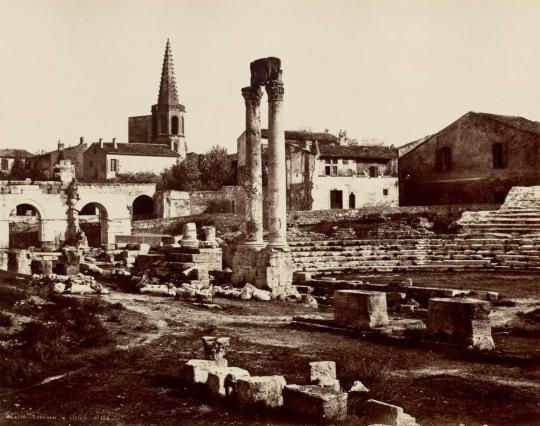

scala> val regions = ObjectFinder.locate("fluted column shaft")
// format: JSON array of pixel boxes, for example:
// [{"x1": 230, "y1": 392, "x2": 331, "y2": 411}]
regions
[
  {"x1": 241, "y1": 86, "x2": 264, "y2": 245},
  {"x1": 265, "y1": 81, "x2": 287, "y2": 247}
]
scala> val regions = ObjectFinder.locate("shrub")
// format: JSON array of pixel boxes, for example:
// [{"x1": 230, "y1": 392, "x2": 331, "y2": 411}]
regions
[
  {"x1": 0, "y1": 285, "x2": 26, "y2": 309},
  {"x1": 18, "y1": 321, "x2": 66, "y2": 362},
  {"x1": 0, "y1": 311, "x2": 13, "y2": 327}
]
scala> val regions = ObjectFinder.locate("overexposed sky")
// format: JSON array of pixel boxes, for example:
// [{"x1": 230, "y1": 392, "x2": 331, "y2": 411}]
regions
[{"x1": 1, "y1": 0, "x2": 539, "y2": 154}]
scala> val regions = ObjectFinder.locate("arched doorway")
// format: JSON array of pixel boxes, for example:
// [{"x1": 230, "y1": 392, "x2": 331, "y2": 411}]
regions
[
  {"x1": 132, "y1": 195, "x2": 154, "y2": 220},
  {"x1": 79, "y1": 202, "x2": 108, "y2": 247},
  {"x1": 349, "y1": 193, "x2": 356, "y2": 209},
  {"x1": 9, "y1": 203, "x2": 41, "y2": 248}
]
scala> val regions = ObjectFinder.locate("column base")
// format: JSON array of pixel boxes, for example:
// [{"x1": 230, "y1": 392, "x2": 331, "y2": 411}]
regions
[
  {"x1": 255, "y1": 246, "x2": 294, "y2": 296},
  {"x1": 232, "y1": 243, "x2": 266, "y2": 285}
]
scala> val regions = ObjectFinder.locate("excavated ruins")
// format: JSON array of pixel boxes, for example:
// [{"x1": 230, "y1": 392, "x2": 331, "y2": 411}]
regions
[{"x1": 0, "y1": 58, "x2": 539, "y2": 426}]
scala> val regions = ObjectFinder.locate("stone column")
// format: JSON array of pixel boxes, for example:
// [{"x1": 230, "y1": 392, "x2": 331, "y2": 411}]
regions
[
  {"x1": 265, "y1": 80, "x2": 287, "y2": 248},
  {"x1": 241, "y1": 86, "x2": 264, "y2": 246}
]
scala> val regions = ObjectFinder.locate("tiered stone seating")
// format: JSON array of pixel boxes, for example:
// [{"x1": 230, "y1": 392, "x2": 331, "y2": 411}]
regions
[
  {"x1": 458, "y1": 186, "x2": 540, "y2": 236},
  {"x1": 290, "y1": 237, "x2": 540, "y2": 273}
]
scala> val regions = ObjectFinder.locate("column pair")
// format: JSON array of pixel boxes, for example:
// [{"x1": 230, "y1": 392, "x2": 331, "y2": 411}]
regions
[{"x1": 241, "y1": 81, "x2": 287, "y2": 248}]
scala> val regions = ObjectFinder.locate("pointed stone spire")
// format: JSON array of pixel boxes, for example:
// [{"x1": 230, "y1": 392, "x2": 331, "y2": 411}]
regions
[{"x1": 157, "y1": 39, "x2": 180, "y2": 106}]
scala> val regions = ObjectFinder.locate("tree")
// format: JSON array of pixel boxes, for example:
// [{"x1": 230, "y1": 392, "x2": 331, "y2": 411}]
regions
[
  {"x1": 9, "y1": 156, "x2": 28, "y2": 180},
  {"x1": 198, "y1": 145, "x2": 236, "y2": 190},
  {"x1": 160, "y1": 153, "x2": 202, "y2": 191}
]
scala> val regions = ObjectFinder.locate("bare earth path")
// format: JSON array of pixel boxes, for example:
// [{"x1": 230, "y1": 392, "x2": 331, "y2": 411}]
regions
[{"x1": 2, "y1": 287, "x2": 539, "y2": 426}]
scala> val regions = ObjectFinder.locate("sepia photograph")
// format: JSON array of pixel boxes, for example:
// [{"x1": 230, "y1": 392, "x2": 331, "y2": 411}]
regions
[{"x1": 0, "y1": 1, "x2": 539, "y2": 424}]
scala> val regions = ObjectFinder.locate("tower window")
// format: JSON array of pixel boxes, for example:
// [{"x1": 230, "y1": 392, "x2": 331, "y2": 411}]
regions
[
  {"x1": 435, "y1": 146, "x2": 452, "y2": 171},
  {"x1": 492, "y1": 143, "x2": 507, "y2": 169},
  {"x1": 1, "y1": 158, "x2": 9, "y2": 171},
  {"x1": 171, "y1": 116, "x2": 179, "y2": 135},
  {"x1": 160, "y1": 116, "x2": 168, "y2": 134}
]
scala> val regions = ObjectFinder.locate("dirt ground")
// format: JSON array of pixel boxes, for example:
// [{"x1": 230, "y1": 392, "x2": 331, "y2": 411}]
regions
[{"x1": 1, "y1": 272, "x2": 540, "y2": 426}]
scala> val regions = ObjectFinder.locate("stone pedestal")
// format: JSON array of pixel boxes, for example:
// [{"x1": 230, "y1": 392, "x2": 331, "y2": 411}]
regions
[
  {"x1": 427, "y1": 297, "x2": 495, "y2": 350},
  {"x1": 255, "y1": 246, "x2": 293, "y2": 295},
  {"x1": 31, "y1": 259, "x2": 53, "y2": 276},
  {"x1": 58, "y1": 247, "x2": 81, "y2": 276},
  {"x1": 334, "y1": 290, "x2": 389, "y2": 330},
  {"x1": 231, "y1": 244, "x2": 265, "y2": 285},
  {"x1": 7, "y1": 250, "x2": 31, "y2": 275},
  {"x1": 181, "y1": 222, "x2": 199, "y2": 248}
]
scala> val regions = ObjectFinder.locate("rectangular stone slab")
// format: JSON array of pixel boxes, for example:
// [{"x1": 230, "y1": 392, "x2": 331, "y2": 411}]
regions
[
  {"x1": 207, "y1": 367, "x2": 250, "y2": 398},
  {"x1": 334, "y1": 290, "x2": 389, "y2": 329},
  {"x1": 427, "y1": 297, "x2": 495, "y2": 350},
  {"x1": 236, "y1": 375, "x2": 286, "y2": 408},
  {"x1": 283, "y1": 384, "x2": 347, "y2": 421},
  {"x1": 180, "y1": 359, "x2": 226, "y2": 385}
]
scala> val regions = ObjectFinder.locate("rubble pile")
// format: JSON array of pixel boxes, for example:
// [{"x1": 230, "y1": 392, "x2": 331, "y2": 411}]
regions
[
  {"x1": 31, "y1": 273, "x2": 110, "y2": 295},
  {"x1": 178, "y1": 337, "x2": 420, "y2": 424}
]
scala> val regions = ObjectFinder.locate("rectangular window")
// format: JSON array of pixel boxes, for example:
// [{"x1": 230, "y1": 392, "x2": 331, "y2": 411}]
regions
[
  {"x1": 325, "y1": 165, "x2": 331, "y2": 176},
  {"x1": 369, "y1": 166, "x2": 377, "y2": 178},
  {"x1": 89, "y1": 161, "x2": 94, "y2": 168},
  {"x1": 110, "y1": 159, "x2": 119, "y2": 172},
  {"x1": 492, "y1": 143, "x2": 507, "y2": 169},
  {"x1": 383, "y1": 189, "x2": 389, "y2": 196},
  {"x1": 1, "y1": 158, "x2": 8, "y2": 171},
  {"x1": 435, "y1": 147, "x2": 452, "y2": 171},
  {"x1": 342, "y1": 159, "x2": 349, "y2": 165},
  {"x1": 332, "y1": 166, "x2": 338, "y2": 176}
]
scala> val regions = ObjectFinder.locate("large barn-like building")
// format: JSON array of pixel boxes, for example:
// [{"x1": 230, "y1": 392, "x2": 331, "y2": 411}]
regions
[{"x1": 399, "y1": 112, "x2": 540, "y2": 206}]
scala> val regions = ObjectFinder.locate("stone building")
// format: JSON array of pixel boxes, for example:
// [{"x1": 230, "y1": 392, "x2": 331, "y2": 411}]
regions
[
  {"x1": 83, "y1": 139, "x2": 179, "y2": 181},
  {"x1": 399, "y1": 111, "x2": 540, "y2": 206},
  {"x1": 28, "y1": 139, "x2": 88, "y2": 180},
  {"x1": 0, "y1": 149, "x2": 33, "y2": 176},
  {"x1": 237, "y1": 129, "x2": 398, "y2": 210},
  {"x1": 128, "y1": 39, "x2": 187, "y2": 158}
]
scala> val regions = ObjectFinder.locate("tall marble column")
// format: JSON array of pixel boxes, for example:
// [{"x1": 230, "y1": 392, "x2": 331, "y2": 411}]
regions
[
  {"x1": 265, "y1": 80, "x2": 287, "y2": 248},
  {"x1": 241, "y1": 86, "x2": 264, "y2": 246}
]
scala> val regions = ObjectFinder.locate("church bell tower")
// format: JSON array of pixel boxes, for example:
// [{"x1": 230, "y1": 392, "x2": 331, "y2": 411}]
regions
[{"x1": 151, "y1": 39, "x2": 187, "y2": 158}]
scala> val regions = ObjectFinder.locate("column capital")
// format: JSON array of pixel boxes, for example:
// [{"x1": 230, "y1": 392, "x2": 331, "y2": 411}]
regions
[
  {"x1": 241, "y1": 86, "x2": 263, "y2": 106},
  {"x1": 265, "y1": 80, "x2": 284, "y2": 102}
]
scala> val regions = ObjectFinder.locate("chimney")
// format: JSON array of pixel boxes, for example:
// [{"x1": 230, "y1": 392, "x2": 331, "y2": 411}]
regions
[
  {"x1": 79, "y1": 136, "x2": 84, "y2": 145},
  {"x1": 112, "y1": 138, "x2": 118, "y2": 149},
  {"x1": 99, "y1": 138, "x2": 103, "y2": 148},
  {"x1": 57, "y1": 140, "x2": 65, "y2": 151}
]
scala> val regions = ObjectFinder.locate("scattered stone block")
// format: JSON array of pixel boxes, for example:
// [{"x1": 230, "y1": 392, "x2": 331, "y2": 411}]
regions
[
  {"x1": 309, "y1": 361, "x2": 336, "y2": 383},
  {"x1": 364, "y1": 399, "x2": 417, "y2": 426},
  {"x1": 334, "y1": 290, "x2": 389, "y2": 330},
  {"x1": 207, "y1": 367, "x2": 250, "y2": 398},
  {"x1": 7, "y1": 250, "x2": 31, "y2": 275},
  {"x1": 140, "y1": 284, "x2": 173, "y2": 296},
  {"x1": 283, "y1": 384, "x2": 347, "y2": 421},
  {"x1": 236, "y1": 375, "x2": 286, "y2": 408},
  {"x1": 427, "y1": 297, "x2": 495, "y2": 350},
  {"x1": 181, "y1": 359, "x2": 227, "y2": 385}
]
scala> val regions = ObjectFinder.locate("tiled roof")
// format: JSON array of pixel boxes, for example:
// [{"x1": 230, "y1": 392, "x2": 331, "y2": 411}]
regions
[
  {"x1": 399, "y1": 111, "x2": 540, "y2": 158},
  {"x1": 471, "y1": 112, "x2": 540, "y2": 136},
  {"x1": 318, "y1": 144, "x2": 397, "y2": 160},
  {"x1": 0, "y1": 149, "x2": 34, "y2": 158},
  {"x1": 94, "y1": 142, "x2": 179, "y2": 157},
  {"x1": 260, "y1": 129, "x2": 338, "y2": 142}
]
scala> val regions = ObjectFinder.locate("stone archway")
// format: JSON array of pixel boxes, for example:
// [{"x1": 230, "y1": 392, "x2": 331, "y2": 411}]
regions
[
  {"x1": 79, "y1": 202, "x2": 109, "y2": 247},
  {"x1": 132, "y1": 195, "x2": 155, "y2": 220},
  {"x1": 8, "y1": 203, "x2": 42, "y2": 248}
]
